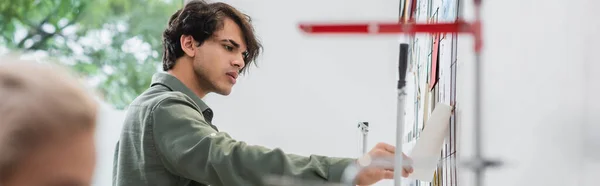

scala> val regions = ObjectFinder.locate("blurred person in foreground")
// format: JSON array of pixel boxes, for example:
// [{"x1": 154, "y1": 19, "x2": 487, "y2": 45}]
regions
[
  {"x1": 0, "y1": 57, "x2": 98, "y2": 186},
  {"x1": 112, "y1": 0, "x2": 413, "y2": 186}
]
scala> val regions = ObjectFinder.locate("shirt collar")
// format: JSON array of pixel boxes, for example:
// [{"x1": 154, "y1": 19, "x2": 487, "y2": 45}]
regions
[{"x1": 150, "y1": 72, "x2": 213, "y2": 123}]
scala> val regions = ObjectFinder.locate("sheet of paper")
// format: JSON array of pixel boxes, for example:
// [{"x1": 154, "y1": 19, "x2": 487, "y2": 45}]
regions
[{"x1": 407, "y1": 103, "x2": 452, "y2": 182}]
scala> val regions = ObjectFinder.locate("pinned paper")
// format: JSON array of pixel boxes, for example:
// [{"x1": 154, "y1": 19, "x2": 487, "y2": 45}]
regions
[{"x1": 407, "y1": 103, "x2": 453, "y2": 182}]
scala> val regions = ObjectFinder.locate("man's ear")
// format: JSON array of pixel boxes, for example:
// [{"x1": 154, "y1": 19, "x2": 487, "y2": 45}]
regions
[{"x1": 180, "y1": 35, "x2": 196, "y2": 57}]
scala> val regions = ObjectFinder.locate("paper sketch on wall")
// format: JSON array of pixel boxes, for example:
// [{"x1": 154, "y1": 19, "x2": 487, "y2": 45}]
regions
[{"x1": 407, "y1": 103, "x2": 452, "y2": 182}]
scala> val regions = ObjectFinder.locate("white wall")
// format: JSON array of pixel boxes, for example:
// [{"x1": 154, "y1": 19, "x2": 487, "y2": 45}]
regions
[
  {"x1": 93, "y1": 101, "x2": 126, "y2": 186},
  {"x1": 456, "y1": 0, "x2": 600, "y2": 186}
]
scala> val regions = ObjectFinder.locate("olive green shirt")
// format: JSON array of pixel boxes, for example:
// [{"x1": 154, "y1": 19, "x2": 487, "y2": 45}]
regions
[{"x1": 112, "y1": 72, "x2": 354, "y2": 186}]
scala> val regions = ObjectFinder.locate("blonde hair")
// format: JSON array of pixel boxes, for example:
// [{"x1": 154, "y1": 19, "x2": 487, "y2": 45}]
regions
[{"x1": 0, "y1": 57, "x2": 98, "y2": 180}]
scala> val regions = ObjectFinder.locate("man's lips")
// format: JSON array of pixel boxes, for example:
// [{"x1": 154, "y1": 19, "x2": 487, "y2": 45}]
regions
[
  {"x1": 226, "y1": 72, "x2": 238, "y2": 79},
  {"x1": 226, "y1": 72, "x2": 238, "y2": 83}
]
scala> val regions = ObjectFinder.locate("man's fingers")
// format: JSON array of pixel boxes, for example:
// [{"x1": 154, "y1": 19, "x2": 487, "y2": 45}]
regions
[
  {"x1": 384, "y1": 170, "x2": 394, "y2": 179},
  {"x1": 402, "y1": 166, "x2": 414, "y2": 177},
  {"x1": 375, "y1": 142, "x2": 395, "y2": 153},
  {"x1": 402, "y1": 169, "x2": 410, "y2": 177},
  {"x1": 371, "y1": 149, "x2": 393, "y2": 157},
  {"x1": 382, "y1": 168, "x2": 411, "y2": 179}
]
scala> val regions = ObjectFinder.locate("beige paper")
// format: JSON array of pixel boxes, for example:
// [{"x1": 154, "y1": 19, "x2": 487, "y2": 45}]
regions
[{"x1": 407, "y1": 103, "x2": 452, "y2": 182}]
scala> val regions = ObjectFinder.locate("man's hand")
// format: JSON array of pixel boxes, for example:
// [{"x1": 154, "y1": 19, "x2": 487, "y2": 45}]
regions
[{"x1": 355, "y1": 142, "x2": 414, "y2": 186}]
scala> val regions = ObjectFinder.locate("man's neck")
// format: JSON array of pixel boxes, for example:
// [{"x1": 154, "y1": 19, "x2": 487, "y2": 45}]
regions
[{"x1": 167, "y1": 61, "x2": 208, "y2": 99}]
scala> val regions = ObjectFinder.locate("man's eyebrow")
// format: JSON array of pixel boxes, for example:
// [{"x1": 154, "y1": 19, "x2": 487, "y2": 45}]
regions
[{"x1": 220, "y1": 39, "x2": 240, "y2": 48}]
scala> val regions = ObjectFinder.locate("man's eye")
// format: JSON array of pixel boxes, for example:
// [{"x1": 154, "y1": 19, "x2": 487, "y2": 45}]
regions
[{"x1": 223, "y1": 45, "x2": 234, "y2": 51}]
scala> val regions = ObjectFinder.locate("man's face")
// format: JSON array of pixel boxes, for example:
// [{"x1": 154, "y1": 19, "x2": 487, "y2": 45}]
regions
[
  {"x1": 3, "y1": 131, "x2": 96, "y2": 186},
  {"x1": 192, "y1": 17, "x2": 247, "y2": 96}
]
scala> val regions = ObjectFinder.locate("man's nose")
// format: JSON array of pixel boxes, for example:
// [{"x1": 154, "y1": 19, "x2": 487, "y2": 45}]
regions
[{"x1": 232, "y1": 58, "x2": 245, "y2": 69}]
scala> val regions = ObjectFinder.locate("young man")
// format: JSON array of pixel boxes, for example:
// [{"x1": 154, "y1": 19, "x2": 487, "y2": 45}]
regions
[
  {"x1": 0, "y1": 59, "x2": 98, "y2": 186},
  {"x1": 113, "y1": 1, "x2": 413, "y2": 185}
]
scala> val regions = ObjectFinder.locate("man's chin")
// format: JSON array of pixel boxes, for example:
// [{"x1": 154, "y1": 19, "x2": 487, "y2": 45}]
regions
[{"x1": 213, "y1": 87, "x2": 232, "y2": 96}]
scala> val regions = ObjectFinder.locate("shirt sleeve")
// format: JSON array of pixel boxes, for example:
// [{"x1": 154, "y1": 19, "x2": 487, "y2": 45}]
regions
[{"x1": 151, "y1": 95, "x2": 355, "y2": 185}]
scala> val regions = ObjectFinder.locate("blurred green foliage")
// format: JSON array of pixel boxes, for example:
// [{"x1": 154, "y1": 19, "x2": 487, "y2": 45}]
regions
[{"x1": 0, "y1": 0, "x2": 182, "y2": 109}]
